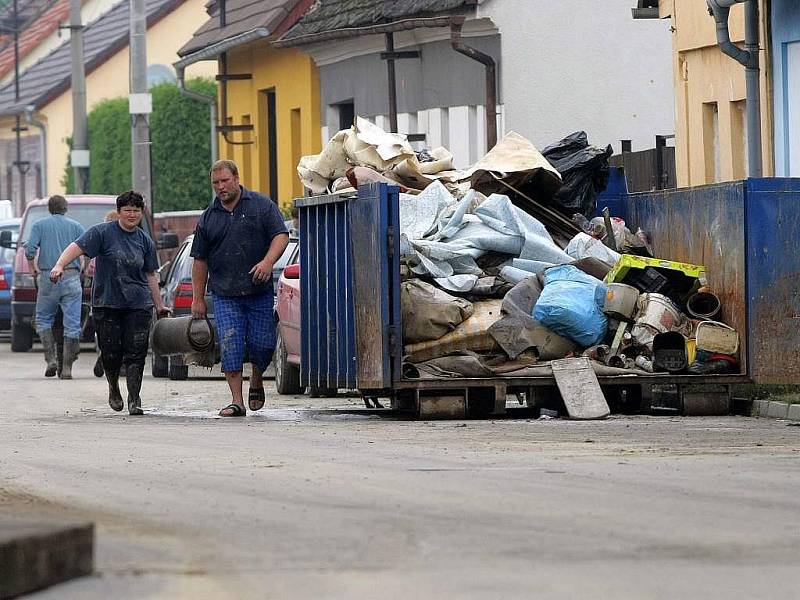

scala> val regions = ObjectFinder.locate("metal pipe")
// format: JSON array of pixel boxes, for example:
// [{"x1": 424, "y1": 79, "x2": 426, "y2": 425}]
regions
[
  {"x1": 450, "y1": 16, "x2": 497, "y2": 150},
  {"x1": 743, "y1": 0, "x2": 762, "y2": 177},
  {"x1": 176, "y1": 66, "x2": 218, "y2": 166},
  {"x1": 385, "y1": 32, "x2": 398, "y2": 133},
  {"x1": 24, "y1": 107, "x2": 47, "y2": 196},
  {"x1": 706, "y1": 0, "x2": 761, "y2": 176}
]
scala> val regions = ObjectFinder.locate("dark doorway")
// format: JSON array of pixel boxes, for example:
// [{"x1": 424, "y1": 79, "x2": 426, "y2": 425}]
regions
[
  {"x1": 266, "y1": 89, "x2": 278, "y2": 201},
  {"x1": 337, "y1": 101, "x2": 355, "y2": 131}
]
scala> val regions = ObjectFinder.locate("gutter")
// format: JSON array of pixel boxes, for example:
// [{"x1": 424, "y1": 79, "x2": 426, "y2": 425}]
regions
[
  {"x1": 173, "y1": 28, "x2": 271, "y2": 69},
  {"x1": 175, "y1": 65, "x2": 218, "y2": 166},
  {"x1": 450, "y1": 16, "x2": 497, "y2": 151},
  {"x1": 706, "y1": 0, "x2": 762, "y2": 177},
  {"x1": 24, "y1": 106, "x2": 47, "y2": 196}
]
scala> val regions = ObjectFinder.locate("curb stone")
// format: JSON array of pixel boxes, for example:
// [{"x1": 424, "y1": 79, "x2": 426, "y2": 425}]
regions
[
  {"x1": 788, "y1": 403, "x2": 800, "y2": 422},
  {"x1": 767, "y1": 401, "x2": 790, "y2": 419},
  {"x1": 0, "y1": 519, "x2": 93, "y2": 599}
]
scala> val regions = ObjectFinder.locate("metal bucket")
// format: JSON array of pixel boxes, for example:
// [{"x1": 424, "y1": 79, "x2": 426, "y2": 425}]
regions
[
  {"x1": 151, "y1": 316, "x2": 215, "y2": 366},
  {"x1": 604, "y1": 283, "x2": 639, "y2": 321}
]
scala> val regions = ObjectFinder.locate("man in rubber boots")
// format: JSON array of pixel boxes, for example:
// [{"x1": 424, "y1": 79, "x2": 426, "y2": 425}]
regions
[
  {"x1": 24, "y1": 195, "x2": 85, "y2": 379},
  {"x1": 190, "y1": 160, "x2": 288, "y2": 417}
]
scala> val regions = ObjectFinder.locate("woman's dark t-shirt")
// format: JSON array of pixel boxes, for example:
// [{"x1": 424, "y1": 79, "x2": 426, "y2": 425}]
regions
[{"x1": 77, "y1": 221, "x2": 158, "y2": 309}]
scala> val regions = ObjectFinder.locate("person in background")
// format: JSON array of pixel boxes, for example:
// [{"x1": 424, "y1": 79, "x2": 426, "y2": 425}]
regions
[
  {"x1": 50, "y1": 191, "x2": 170, "y2": 415},
  {"x1": 191, "y1": 159, "x2": 288, "y2": 417},
  {"x1": 24, "y1": 195, "x2": 85, "y2": 379},
  {"x1": 284, "y1": 205, "x2": 299, "y2": 237}
]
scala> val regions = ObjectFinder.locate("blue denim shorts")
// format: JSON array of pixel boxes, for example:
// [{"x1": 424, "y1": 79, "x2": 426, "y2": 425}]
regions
[{"x1": 213, "y1": 292, "x2": 276, "y2": 373}]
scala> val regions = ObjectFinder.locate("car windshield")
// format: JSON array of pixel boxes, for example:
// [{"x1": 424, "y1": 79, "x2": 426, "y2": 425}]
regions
[{"x1": 19, "y1": 204, "x2": 153, "y2": 242}]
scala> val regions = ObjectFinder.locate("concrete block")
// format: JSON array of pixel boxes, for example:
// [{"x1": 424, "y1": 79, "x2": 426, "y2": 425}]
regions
[
  {"x1": 759, "y1": 400, "x2": 772, "y2": 417},
  {"x1": 767, "y1": 401, "x2": 790, "y2": 419},
  {"x1": 751, "y1": 399, "x2": 764, "y2": 416},
  {"x1": 0, "y1": 518, "x2": 93, "y2": 599},
  {"x1": 787, "y1": 403, "x2": 800, "y2": 422}
]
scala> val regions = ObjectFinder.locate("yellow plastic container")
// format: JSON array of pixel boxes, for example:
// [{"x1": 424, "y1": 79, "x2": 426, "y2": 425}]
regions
[
  {"x1": 604, "y1": 255, "x2": 707, "y2": 286},
  {"x1": 686, "y1": 338, "x2": 697, "y2": 364}
]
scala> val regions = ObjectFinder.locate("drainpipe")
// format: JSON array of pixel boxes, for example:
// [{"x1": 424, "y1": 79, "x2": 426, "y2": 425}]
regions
[
  {"x1": 450, "y1": 16, "x2": 498, "y2": 151},
  {"x1": 23, "y1": 105, "x2": 46, "y2": 196},
  {"x1": 707, "y1": 0, "x2": 762, "y2": 177},
  {"x1": 176, "y1": 65, "x2": 218, "y2": 165}
]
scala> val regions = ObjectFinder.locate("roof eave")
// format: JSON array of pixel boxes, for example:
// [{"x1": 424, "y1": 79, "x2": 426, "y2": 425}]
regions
[
  {"x1": 276, "y1": 15, "x2": 466, "y2": 47},
  {"x1": 174, "y1": 27, "x2": 272, "y2": 70}
]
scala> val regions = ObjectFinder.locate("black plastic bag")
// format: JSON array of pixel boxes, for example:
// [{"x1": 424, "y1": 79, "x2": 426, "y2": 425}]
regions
[{"x1": 542, "y1": 131, "x2": 613, "y2": 217}]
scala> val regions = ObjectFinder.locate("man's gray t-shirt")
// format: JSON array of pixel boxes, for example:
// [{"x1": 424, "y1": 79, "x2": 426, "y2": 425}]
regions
[{"x1": 76, "y1": 221, "x2": 158, "y2": 310}]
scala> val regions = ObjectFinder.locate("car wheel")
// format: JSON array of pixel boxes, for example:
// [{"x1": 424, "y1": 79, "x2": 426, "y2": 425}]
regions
[
  {"x1": 168, "y1": 358, "x2": 189, "y2": 381},
  {"x1": 274, "y1": 330, "x2": 301, "y2": 395},
  {"x1": 11, "y1": 324, "x2": 33, "y2": 352},
  {"x1": 151, "y1": 353, "x2": 168, "y2": 378}
]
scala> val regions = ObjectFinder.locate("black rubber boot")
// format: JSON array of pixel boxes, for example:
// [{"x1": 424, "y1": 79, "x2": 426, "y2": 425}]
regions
[
  {"x1": 39, "y1": 329, "x2": 58, "y2": 377},
  {"x1": 126, "y1": 362, "x2": 145, "y2": 416},
  {"x1": 60, "y1": 337, "x2": 81, "y2": 380},
  {"x1": 106, "y1": 371, "x2": 124, "y2": 412}
]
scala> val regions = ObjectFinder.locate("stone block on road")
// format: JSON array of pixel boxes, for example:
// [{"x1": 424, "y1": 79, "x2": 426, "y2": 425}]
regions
[
  {"x1": 788, "y1": 403, "x2": 800, "y2": 422},
  {"x1": 0, "y1": 518, "x2": 93, "y2": 599}
]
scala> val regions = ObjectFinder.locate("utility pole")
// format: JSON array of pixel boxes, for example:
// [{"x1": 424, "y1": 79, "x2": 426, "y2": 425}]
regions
[
  {"x1": 11, "y1": 0, "x2": 30, "y2": 214},
  {"x1": 69, "y1": 0, "x2": 89, "y2": 193},
  {"x1": 129, "y1": 0, "x2": 152, "y2": 216}
]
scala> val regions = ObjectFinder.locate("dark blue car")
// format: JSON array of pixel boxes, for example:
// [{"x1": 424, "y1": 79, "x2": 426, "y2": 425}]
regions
[{"x1": 0, "y1": 218, "x2": 20, "y2": 331}]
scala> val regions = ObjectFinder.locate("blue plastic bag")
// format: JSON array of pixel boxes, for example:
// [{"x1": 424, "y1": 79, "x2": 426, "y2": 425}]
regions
[{"x1": 532, "y1": 265, "x2": 608, "y2": 347}]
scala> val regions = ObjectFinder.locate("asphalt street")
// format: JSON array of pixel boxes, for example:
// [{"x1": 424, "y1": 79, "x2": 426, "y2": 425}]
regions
[{"x1": 1, "y1": 339, "x2": 799, "y2": 599}]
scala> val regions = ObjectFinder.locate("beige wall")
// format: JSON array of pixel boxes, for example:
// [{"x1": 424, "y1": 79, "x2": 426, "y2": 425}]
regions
[
  {"x1": 37, "y1": 0, "x2": 215, "y2": 195},
  {"x1": 661, "y1": 0, "x2": 773, "y2": 186}
]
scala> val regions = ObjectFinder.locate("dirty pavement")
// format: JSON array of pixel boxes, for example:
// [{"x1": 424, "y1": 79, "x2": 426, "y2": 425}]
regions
[{"x1": 1, "y1": 344, "x2": 799, "y2": 599}]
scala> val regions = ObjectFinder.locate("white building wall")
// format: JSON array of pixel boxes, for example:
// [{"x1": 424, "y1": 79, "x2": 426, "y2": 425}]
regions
[{"x1": 478, "y1": 0, "x2": 674, "y2": 154}]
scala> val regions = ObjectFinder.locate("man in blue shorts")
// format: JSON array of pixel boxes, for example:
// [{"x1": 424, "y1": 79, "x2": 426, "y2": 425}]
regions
[{"x1": 190, "y1": 160, "x2": 289, "y2": 417}]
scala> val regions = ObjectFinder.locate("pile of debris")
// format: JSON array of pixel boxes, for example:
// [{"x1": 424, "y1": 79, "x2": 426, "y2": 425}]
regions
[{"x1": 298, "y1": 118, "x2": 740, "y2": 382}]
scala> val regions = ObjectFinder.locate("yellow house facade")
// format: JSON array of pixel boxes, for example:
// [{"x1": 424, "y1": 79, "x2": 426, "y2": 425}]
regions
[
  {"x1": 658, "y1": 0, "x2": 773, "y2": 186},
  {"x1": 217, "y1": 45, "x2": 320, "y2": 208},
  {"x1": 176, "y1": 0, "x2": 321, "y2": 211}
]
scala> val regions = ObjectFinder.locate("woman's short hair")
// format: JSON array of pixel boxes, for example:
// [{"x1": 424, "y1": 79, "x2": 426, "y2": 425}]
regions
[{"x1": 116, "y1": 190, "x2": 145, "y2": 211}]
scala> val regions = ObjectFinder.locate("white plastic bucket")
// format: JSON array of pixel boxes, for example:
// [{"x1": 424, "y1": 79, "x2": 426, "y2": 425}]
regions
[
  {"x1": 604, "y1": 283, "x2": 639, "y2": 320},
  {"x1": 634, "y1": 293, "x2": 684, "y2": 334}
]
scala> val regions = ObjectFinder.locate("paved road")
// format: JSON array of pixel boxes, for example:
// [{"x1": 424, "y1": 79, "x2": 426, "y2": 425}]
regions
[{"x1": 1, "y1": 342, "x2": 799, "y2": 599}]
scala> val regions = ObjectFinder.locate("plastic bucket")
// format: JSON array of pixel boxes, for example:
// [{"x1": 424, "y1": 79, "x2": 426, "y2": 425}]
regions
[
  {"x1": 686, "y1": 291, "x2": 721, "y2": 319},
  {"x1": 604, "y1": 283, "x2": 639, "y2": 321},
  {"x1": 634, "y1": 293, "x2": 684, "y2": 333},
  {"x1": 652, "y1": 331, "x2": 688, "y2": 373}
]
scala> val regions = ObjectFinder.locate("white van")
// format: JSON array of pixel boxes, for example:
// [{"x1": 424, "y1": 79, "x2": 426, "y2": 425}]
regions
[{"x1": 0, "y1": 200, "x2": 13, "y2": 220}]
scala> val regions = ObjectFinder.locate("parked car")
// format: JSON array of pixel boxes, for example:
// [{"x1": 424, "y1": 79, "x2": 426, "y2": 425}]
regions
[
  {"x1": 0, "y1": 218, "x2": 21, "y2": 330},
  {"x1": 273, "y1": 245, "x2": 337, "y2": 398},
  {"x1": 152, "y1": 233, "x2": 298, "y2": 380},
  {"x1": 0, "y1": 196, "x2": 177, "y2": 352}
]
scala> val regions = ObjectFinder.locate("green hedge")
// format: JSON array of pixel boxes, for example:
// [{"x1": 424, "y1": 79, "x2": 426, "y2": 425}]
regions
[{"x1": 63, "y1": 78, "x2": 216, "y2": 212}]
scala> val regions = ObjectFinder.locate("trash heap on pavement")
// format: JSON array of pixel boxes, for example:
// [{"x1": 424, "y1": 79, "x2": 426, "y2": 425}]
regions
[{"x1": 298, "y1": 117, "x2": 740, "y2": 380}]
